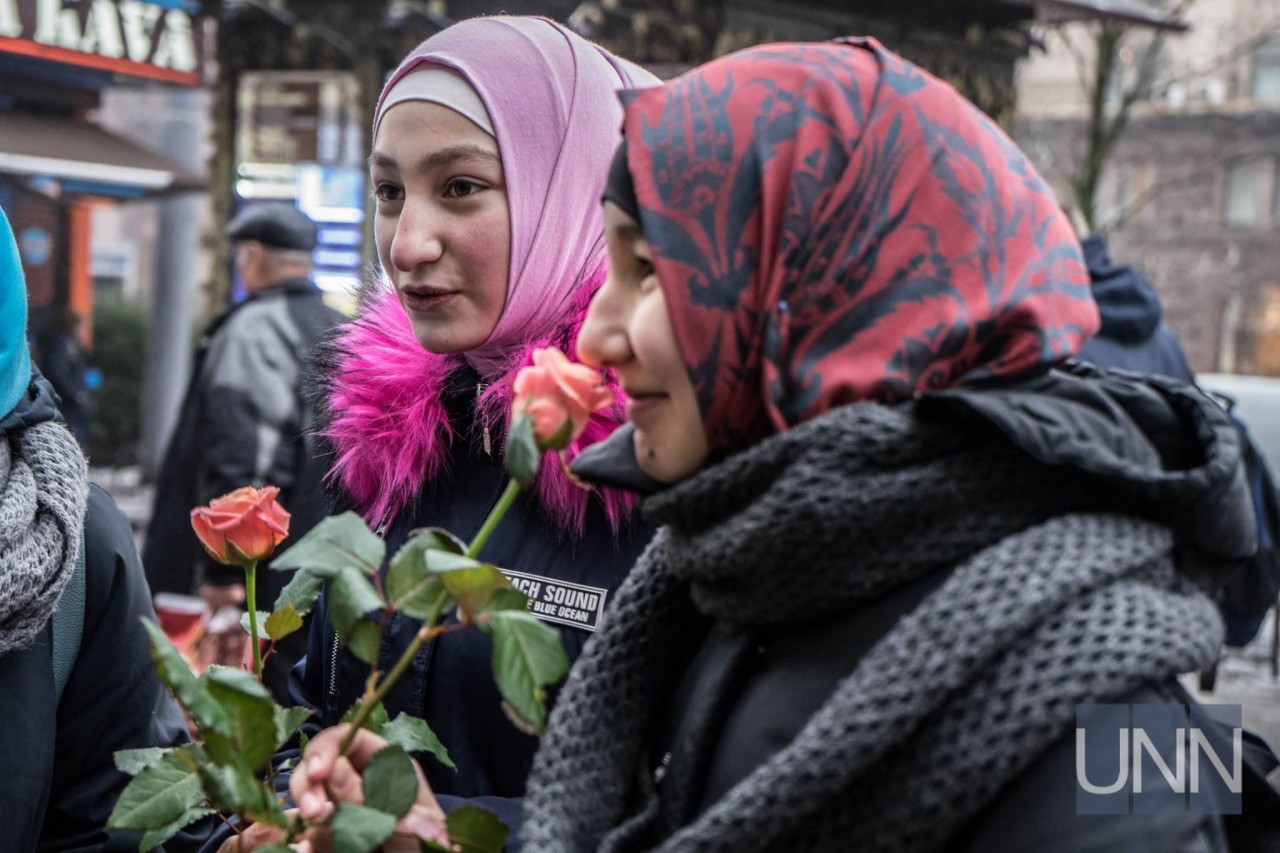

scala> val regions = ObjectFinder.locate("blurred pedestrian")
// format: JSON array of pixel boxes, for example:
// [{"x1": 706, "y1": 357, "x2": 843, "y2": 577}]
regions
[
  {"x1": 1075, "y1": 234, "x2": 1280, "y2": 659},
  {"x1": 29, "y1": 305, "x2": 92, "y2": 446},
  {"x1": 520, "y1": 38, "x2": 1278, "y2": 851},
  {"x1": 0, "y1": 206, "x2": 213, "y2": 850},
  {"x1": 1075, "y1": 233, "x2": 1195, "y2": 381},
  {"x1": 143, "y1": 202, "x2": 341, "y2": 703}
]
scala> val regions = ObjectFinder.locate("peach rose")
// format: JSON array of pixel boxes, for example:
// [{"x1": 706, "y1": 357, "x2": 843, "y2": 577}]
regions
[
  {"x1": 512, "y1": 348, "x2": 614, "y2": 450},
  {"x1": 190, "y1": 486, "x2": 291, "y2": 566}
]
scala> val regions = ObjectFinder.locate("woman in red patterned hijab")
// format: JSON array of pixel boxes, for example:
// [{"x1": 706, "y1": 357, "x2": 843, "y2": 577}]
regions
[
  {"x1": 525, "y1": 37, "x2": 1260, "y2": 853},
  {"x1": 595, "y1": 36, "x2": 1097, "y2": 471}
]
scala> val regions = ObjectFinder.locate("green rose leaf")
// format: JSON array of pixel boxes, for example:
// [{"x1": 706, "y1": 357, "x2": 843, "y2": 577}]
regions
[
  {"x1": 485, "y1": 611, "x2": 569, "y2": 735},
  {"x1": 363, "y1": 744, "x2": 418, "y2": 819},
  {"x1": 341, "y1": 699, "x2": 390, "y2": 735},
  {"x1": 424, "y1": 549, "x2": 484, "y2": 574},
  {"x1": 263, "y1": 604, "x2": 304, "y2": 641},
  {"x1": 446, "y1": 804, "x2": 511, "y2": 853},
  {"x1": 347, "y1": 619, "x2": 382, "y2": 666},
  {"x1": 274, "y1": 705, "x2": 312, "y2": 750},
  {"x1": 197, "y1": 761, "x2": 286, "y2": 826},
  {"x1": 239, "y1": 610, "x2": 270, "y2": 636},
  {"x1": 331, "y1": 802, "x2": 398, "y2": 853},
  {"x1": 107, "y1": 746, "x2": 206, "y2": 833},
  {"x1": 486, "y1": 586, "x2": 530, "y2": 614},
  {"x1": 273, "y1": 569, "x2": 325, "y2": 617},
  {"x1": 382, "y1": 713, "x2": 456, "y2": 771},
  {"x1": 270, "y1": 511, "x2": 384, "y2": 578},
  {"x1": 406, "y1": 526, "x2": 467, "y2": 554},
  {"x1": 387, "y1": 538, "x2": 450, "y2": 623},
  {"x1": 142, "y1": 620, "x2": 228, "y2": 736},
  {"x1": 200, "y1": 665, "x2": 277, "y2": 771},
  {"x1": 329, "y1": 566, "x2": 384, "y2": 656},
  {"x1": 504, "y1": 413, "x2": 539, "y2": 485},
  {"x1": 437, "y1": 564, "x2": 512, "y2": 623},
  {"x1": 114, "y1": 746, "x2": 169, "y2": 775},
  {"x1": 138, "y1": 807, "x2": 216, "y2": 852}
]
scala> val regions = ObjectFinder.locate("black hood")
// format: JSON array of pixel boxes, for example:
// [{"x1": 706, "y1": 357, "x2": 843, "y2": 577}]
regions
[
  {"x1": 919, "y1": 362, "x2": 1255, "y2": 568},
  {"x1": 1081, "y1": 233, "x2": 1163, "y2": 345}
]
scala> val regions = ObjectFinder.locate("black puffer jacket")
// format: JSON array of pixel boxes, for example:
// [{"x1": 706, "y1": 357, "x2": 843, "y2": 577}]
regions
[{"x1": 0, "y1": 378, "x2": 213, "y2": 850}]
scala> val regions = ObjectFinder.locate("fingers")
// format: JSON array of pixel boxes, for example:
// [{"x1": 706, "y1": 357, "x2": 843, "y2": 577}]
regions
[
  {"x1": 389, "y1": 802, "x2": 451, "y2": 851},
  {"x1": 292, "y1": 726, "x2": 349, "y2": 822},
  {"x1": 214, "y1": 818, "x2": 286, "y2": 851},
  {"x1": 327, "y1": 754, "x2": 365, "y2": 804}
]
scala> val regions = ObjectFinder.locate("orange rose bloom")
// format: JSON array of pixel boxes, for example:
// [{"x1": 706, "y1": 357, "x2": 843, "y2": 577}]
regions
[
  {"x1": 513, "y1": 348, "x2": 614, "y2": 450},
  {"x1": 190, "y1": 486, "x2": 291, "y2": 566}
]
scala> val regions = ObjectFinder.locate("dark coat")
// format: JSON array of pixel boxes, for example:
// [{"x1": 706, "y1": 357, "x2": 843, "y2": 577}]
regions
[
  {"x1": 646, "y1": 366, "x2": 1279, "y2": 851},
  {"x1": 144, "y1": 278, "x2": 341, "y2": 699},
  {"x1": 290, "y1": 369, "x2": 652, "y2": 841},
  {"x1": 1076, "y1": 234, "x2": 1195, "y2": 382},
  {"x1": 0, "y1": 379, "x2": 213, "y2": 850}
]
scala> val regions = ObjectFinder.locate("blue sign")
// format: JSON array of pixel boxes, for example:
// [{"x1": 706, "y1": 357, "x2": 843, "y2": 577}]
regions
[{"x1": 19, "y1": 227, "x2": 52, "y2": 266}]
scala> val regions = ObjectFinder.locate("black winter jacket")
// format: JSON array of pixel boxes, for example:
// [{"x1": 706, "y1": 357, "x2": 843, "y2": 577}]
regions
[
  {"x1": 290, "y1": 369, "x2": 652, "y2": 844},
  {"x1": 0, "y1": 378, "x2": 213, "y2": 850},
  {"x1": 636, "y1": 366, "x2": 1280, "y2": 852}
]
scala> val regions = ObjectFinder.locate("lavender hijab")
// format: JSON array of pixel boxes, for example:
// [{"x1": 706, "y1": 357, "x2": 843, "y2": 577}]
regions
[{"x1": 373, "y1": 16, "x2": 658, "y2": 375}]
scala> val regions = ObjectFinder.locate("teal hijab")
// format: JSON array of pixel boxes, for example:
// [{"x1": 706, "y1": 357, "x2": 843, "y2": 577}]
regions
[{"x1": 0, "y1": 208, "x2": 32, "y2": 418}]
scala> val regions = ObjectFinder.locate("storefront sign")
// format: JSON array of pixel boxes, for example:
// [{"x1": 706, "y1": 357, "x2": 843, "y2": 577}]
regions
[{"x1": 0, "y1": 0, "x2": 203, "y2": 85}]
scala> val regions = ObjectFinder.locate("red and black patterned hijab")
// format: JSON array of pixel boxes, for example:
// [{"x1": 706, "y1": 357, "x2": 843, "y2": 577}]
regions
[{"x1": 618, "y1": 38, "x2": 1099, "y2": 457}]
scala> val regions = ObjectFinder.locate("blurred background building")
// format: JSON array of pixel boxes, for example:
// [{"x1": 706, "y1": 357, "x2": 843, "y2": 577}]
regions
[{"x1": 1016, "y1": 0, "x2": 1280, "y2": 376}]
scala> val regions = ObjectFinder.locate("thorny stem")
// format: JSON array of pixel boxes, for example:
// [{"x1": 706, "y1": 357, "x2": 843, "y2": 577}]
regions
[{"x1": 337, "y1": 475, "x2": 522, "y2": 754}]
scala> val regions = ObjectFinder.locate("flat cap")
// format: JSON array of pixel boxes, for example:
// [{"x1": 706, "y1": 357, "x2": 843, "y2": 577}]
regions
[{"x1": 226, "y1": 203, "x2": 318, "y2": 251}]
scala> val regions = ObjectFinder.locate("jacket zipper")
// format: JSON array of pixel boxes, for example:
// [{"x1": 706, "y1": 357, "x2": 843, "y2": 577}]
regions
[
  {"x1": 326, "y1": 630, "x2": 340, "y2": 716},
  {"x1": 477, "y1": 382, "x2": 492, "y2": 456},
  {"x1": 328, "y1": 522, "x2": 385, "y2": 714}
]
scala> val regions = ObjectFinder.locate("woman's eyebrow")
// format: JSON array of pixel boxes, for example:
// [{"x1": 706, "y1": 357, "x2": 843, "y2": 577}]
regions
[
  {"x1": 368, "y1": 151, "x2": 398, "y2": 171},
  {"x1": 420, "y1": 144, "x2": 501, "y2": 170},
  {"x1": 368, "y1": 145, "x2": 500, "y2": 173}
]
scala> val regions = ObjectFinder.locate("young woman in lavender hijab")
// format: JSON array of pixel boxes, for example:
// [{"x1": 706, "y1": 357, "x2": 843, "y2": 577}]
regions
[
  {"x1": 219, "y1": 15, "x2": 658, "y2": 851},
  {"x1": 520, "y1": 38, "x2": 1276, "y2": 852}
]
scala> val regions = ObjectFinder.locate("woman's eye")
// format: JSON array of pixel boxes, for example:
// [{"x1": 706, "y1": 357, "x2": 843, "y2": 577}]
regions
[
  {"x1": 444, "y1": 178, "x2": 483, "y2": 199},
  {"x1": 373, "y1": 183, "x2": 403, "y2": 203},
  {"x1": 638, "y1": 258, "x2": 656, "y2": 278}
]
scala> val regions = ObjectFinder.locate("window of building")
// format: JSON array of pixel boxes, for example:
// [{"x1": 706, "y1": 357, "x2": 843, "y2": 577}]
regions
[
  {"x1": 1224, "y1": 159, "x2": 1272, "y2": 227},
  {"x1": 1100, "y1": 160, "x2": 1157, "y2": 227},
  {"x1": 1252, "y1": 40, "x2": 1280, "y2": 103}
]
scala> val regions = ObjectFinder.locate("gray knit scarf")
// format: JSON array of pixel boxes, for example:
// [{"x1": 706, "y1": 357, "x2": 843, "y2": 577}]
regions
[
  {"x1": 0, "y1": 420, "x2": 87, "y2": 656},
  {"x1": 523, "y1": 402, "x2": 1224, "y2": 852}
]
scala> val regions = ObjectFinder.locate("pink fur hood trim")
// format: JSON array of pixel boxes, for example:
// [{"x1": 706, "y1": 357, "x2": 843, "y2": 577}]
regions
[{"x1": 320, "y1": 276, "x2": 635, "y2": 536}]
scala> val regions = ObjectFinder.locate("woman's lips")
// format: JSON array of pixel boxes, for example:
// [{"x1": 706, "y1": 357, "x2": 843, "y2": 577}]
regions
[
  {"x1": 401, "y1": 286, "x2": 459, "y2": 314},
  {"x1": 625, "y1": 393, "x2": 666, "y2": 420}
]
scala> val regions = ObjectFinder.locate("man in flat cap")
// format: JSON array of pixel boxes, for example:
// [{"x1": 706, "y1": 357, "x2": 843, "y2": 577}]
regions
[{"x1": 144, "y1": 203, "x2": 341, "y2": 702}]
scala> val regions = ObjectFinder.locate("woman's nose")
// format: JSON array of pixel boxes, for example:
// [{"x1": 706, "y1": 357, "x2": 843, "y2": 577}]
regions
[
  {"x1": 389, "y1": 201, "x2": 444, "y2": 272},
  {"x1": 577, "y1": 277, "x2": 632, "y2": 367}
]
